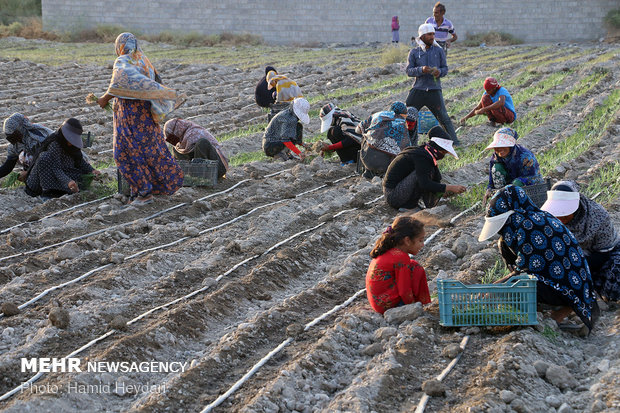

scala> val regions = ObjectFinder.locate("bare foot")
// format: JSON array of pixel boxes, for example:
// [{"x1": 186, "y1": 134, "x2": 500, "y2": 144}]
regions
[{"x1": 550, "y1": 306, "x2": 573, "y2": 324}]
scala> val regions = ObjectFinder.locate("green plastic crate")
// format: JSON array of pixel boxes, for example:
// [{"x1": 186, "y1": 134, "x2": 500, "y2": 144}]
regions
[
  {"x1": 438, "y1": 275, "x2": 538, "y2": 327},
  {"x1": 178, "y1": 159, "x2": 218, "y2": 187}
]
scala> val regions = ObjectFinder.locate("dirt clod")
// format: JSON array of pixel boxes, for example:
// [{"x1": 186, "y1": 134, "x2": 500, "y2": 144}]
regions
[
  {"x1": 48, "y1": 307, "x2": 70, "y2": 329},
  {"x1": 1, "y1": 302, "x2": 20, "y2": 316}
]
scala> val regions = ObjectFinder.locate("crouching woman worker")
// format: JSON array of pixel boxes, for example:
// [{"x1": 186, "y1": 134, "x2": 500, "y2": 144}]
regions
[
  {"x1": 484, "y1": 127, "x2": 543, "y2": 203},
  {"x1": 1, "y1": 113, "x2": 52, "y2": 181},
  {"x1": 542, "y1": 181, "x2": 620, "y2": 302},
  {"x1": 164, "y1": 118, "x2": 229, "y2": 179},
  {"x1": 383, "y1": 125, "x2": 466, "y2": 211},
  {"x1": 262, "y1": 97, "x2": 311, "y2": 161},
  {"x1": 356, "y1": 101, "x2": 410, "y2": 176},
  {"x1": 366, "y1": 216, "x2": 431, "y2": 314},
  {"x1": 479, "y1": 185, "x2": 599, "y2": 332},
  {"x1": 318, "y1": 103, "x2": 362, "y2": 165},
  {"x1": 25, "y1": 118, "x2": 100, "y2": 198}
]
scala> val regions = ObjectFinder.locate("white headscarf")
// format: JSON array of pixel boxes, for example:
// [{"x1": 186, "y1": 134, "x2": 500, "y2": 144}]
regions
[{"x1": 416, "y1": 23, "x2": 440, "y2": 48}]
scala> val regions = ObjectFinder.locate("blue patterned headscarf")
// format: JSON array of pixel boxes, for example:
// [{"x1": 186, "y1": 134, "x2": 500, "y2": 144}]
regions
[{"x1": 488, "y1": 185, "x2": 597, "y2": 331}]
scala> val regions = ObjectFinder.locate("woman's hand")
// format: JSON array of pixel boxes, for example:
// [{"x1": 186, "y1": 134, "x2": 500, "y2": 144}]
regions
[
  {"x1": 68, "y1": 180, "x2": 79, "y2": 193},
  {"x1": 446, "y1": 184, "x2": 466, "y2": 194},
  {"x1": 97, "y1": 94, "x2": 113, "y2": 109}
]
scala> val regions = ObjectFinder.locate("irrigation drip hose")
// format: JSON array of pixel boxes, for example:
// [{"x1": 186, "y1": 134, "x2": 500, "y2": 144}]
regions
[
  {"x1": 414, "y1": 335, "x2": 470, "y2": 413},
  {"x1": 0, "y1": 169, "x2": 294, "y2": 263},
  {"x1": 0, "y1": 195, "x2": 114, "y2": 235},
  {"x1": 0, "y1": 173, "x2": 356, "y2": 319},
  {"x1": 0, "y1": 185, "x2": 379, "y2": 404},
  {"x1": 199, "y1": 202, "x2": 478, "y2": 412}
]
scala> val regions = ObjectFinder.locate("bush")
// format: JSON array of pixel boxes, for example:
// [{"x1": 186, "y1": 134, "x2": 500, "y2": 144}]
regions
[
  {"x1": 380, "y1": 44, "x2": 410, "y2": 65},
  {"x1": 604, "y1": 8, "x2": 620, "y2": 29},
  {"x1": 144, "y1": 30, "x2": 261, "y2": 47},
  {"x1": 462, "y1": 31, "x2": 523, "y2": 47},
  {"x1": 95, "y1": 24, "x2": 126, "y2": 43},
  {"x1": 0, "y1": 17, "x2": 57, "y2": 40}
]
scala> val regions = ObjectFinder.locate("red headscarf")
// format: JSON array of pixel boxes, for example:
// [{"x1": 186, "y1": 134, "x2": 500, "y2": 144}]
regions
[{"x1": 483, "y1": 77, "x2": 500, "y2": 94}]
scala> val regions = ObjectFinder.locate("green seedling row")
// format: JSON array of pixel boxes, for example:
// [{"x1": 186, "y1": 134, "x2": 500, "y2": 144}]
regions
[
  {"x1": 450, "y1": 88, "x2": 620, "y2": 212},
  {"x1": 447, "y1": 70, "x2": 574, "y2": 170},
  {"x1": 229, "y1": 150, "x2": 269, "y2": 166},
  {"x1": 583, "y1": 161, "x2": 620, "y2": 205},
  {"x1": 538, "y1": 88, "x2": 620, "y2": 174}
]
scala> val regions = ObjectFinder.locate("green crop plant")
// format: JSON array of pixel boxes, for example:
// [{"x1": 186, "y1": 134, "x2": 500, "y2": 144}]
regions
[
  {"x1": 523, "y1": 48, "x2": 592, "y2": 71},
  {"x1": 449, "y1": 88, "x2": 619, "y2": 213},
  {"x1": 452, "y1": 303, "x2": 527, "y2": 326},
  {"x1": 538, "y1": 88, "x2": 620, "y2": 174},
  {"x1": 583, "y1": 161, "x2": 620, "y2": 205},
  {"x1": 480, "y1": 259, "x2": 510, "y2": 284},
  {"x1": 1, "y1": 171, "x2": 23, "y2": 188},
  {"x1": 511, "y1": 70, "x2": 608, "y2": 137},
  {"x1": 446, "y1": 70, "x2": 576, "y2": 171},
  {"x1": 540, "y1": 326, "x2": 559, "y2": 343},
  {"x1": 586, "y1": 49, "x2": 620, "y2": 66},
  {"x1": 447, "y1": 182, "x2": 486, "y2": 211},
  {"x1": 455, "y1": 46, "x2": 552, "y2": 74},
  {"x1": 229, "y1": 150, "x2": 268, "y2": 166},
  {"x1": 218, "y1": 123, "x2": 267, "y2": 142}
]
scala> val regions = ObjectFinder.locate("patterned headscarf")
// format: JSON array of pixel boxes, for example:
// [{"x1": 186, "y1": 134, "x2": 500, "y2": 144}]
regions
[
  {"x1": 3, "y1": 113, "x2": 53, "y2": 160},
  {"x1": 163, "y1": 118, "x2": 229, "y2": 171},
  {"x1": 488, "y1": 185, "x2": 597, "y2": 331},
  {"x1": 390, "y1": 101, "x2": 407, "y2": 115},
  {"x1": 106, "y1": 33, "x2": 185, "y2": 123},
  {"x1": 3, "y1": 113, "x2": 51, "y2": 143}
]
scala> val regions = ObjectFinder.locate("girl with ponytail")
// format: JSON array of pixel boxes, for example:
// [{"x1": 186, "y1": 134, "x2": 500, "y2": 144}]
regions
[{"x1": 366, "y1": 216, "x2": 431, "y2": 314}]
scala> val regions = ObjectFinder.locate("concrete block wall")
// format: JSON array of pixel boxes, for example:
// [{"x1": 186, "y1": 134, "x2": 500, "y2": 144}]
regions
[{"x1": 42, "y1": 0, "x2": 618, "y2": 44}]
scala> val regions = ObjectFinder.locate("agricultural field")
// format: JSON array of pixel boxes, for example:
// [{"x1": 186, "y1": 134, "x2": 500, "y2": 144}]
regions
[{"x1": 0, "y1": 37, "x2": 619, "y2": 412}]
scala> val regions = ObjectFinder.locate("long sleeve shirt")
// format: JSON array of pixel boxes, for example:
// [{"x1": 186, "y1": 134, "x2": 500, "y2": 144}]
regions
[
  {"x1": 488, "y1": 144, "x2": 543, "y2": 189},
  {"x1": 366, "y1": 248, "x2": 430, "y2": 314},
  {"x1": 406, "y1": 44, "x2": 448, "y2": 91}
]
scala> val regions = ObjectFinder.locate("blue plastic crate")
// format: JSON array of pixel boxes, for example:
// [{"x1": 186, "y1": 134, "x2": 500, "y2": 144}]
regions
[
  {"x1": 437, "y1": 275, "x2": 538, "y2": 327},
  {"x1": 418, "y1": 110, "x2": 439, "y2": 134}
]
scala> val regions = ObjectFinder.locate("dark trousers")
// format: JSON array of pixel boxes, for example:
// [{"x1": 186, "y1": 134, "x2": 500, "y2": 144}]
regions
[
  {"x1": 327, "y1": 127, "x2": 360, "y2": 164},
  {"x1": 406, "y1": 88, "x2": 459, "y2": 143},
  {"x1": 383, "y1": 171, "x2": 441, "y2": 209}
]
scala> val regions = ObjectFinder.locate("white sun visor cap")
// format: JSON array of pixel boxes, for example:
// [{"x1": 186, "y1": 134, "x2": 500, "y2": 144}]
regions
[
  {"x1": 540, "y1": 190, "x2": 580, "y2": 217},
  {"x1": 292, "y1": 97, "x2": 310, "y2": 125},
  {"x1": 478, "y1": 210, "x2": 515, "y2": 242},
  {"x1": 430, "y1": 137, "x2": 458, "y2": 159}
]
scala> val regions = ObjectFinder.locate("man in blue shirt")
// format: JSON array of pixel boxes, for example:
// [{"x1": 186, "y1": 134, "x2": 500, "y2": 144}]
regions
[
  {"x1": 405, "y1": 23, "x2": 460, "y2": 145},
  {"x1": 460, "y1": 77, "x2": 516, "y2": 127}
]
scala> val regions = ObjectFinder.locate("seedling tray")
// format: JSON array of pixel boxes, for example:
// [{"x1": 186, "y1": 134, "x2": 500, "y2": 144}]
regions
[{"x1": 438, "y1": 275, "x2": 538, "y2": 327}]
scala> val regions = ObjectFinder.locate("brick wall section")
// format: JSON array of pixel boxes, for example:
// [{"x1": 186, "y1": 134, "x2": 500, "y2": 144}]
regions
[{"x1": 42, "y1": 0, "x2": 618, "y2": 44}]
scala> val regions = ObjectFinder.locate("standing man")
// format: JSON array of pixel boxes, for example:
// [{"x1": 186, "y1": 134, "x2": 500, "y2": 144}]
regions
[
  {"x1": 405, "y1": 23, "x2": 460, "y2": 145},
  {"x1": 425, "y1": 2, "x2": 457, "y2": 55}
]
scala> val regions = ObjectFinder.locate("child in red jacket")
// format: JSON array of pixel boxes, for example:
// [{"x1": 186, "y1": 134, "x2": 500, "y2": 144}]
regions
[{"x1": 366, "y1": 216, "x2": 431, "y2": 314}]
